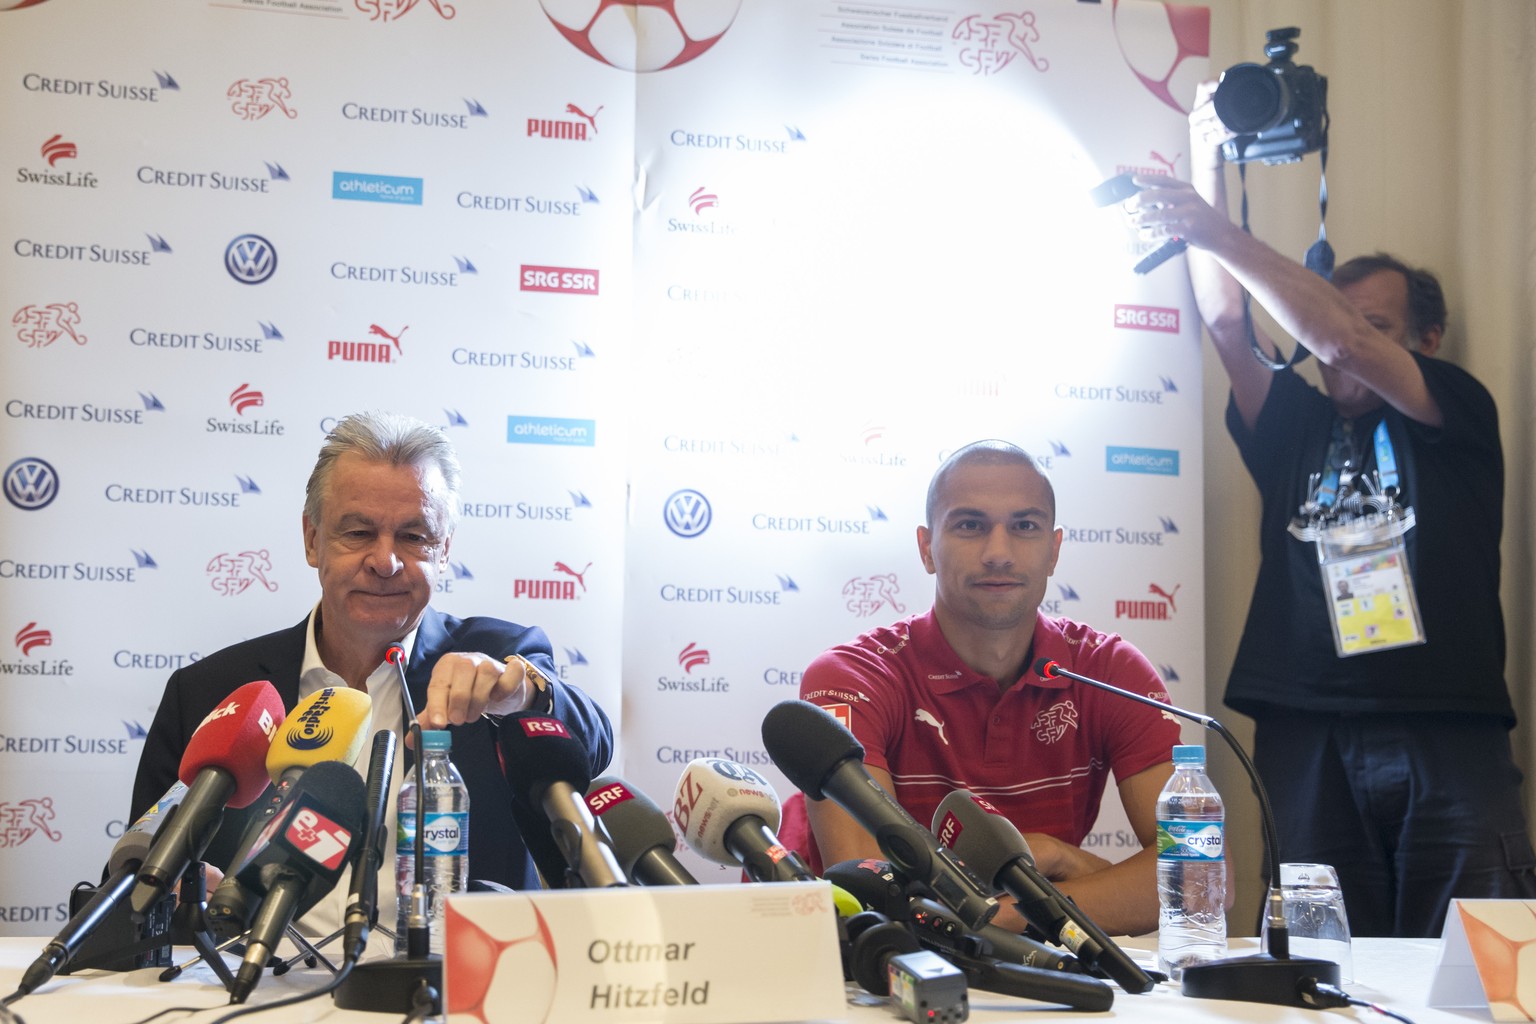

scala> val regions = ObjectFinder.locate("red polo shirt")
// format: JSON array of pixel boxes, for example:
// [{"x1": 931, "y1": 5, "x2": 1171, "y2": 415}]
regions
[{"x1": 798, "y1": 608, "x2": 1179, "y2": 874}]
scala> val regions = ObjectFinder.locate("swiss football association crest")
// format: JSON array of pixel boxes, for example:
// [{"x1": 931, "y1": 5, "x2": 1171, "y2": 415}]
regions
[{"x1": 13, "y1": 303, "x2": 86, "y2": 348}]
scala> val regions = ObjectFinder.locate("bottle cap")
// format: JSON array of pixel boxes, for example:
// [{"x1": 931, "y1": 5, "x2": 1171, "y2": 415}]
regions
[
  {"x1": 1171, "y1": 744, "x2": 1205, "y2": 766},
  {"x1": 421, "y1": 729, "x2": 452, "y2": 752}
]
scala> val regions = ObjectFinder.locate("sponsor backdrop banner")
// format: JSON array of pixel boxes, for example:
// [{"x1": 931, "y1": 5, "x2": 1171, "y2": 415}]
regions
[{"x1": 0, "y1": 0, "x2": 1208, "y2": 926}]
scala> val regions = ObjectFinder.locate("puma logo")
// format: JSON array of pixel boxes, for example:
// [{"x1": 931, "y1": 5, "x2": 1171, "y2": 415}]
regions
[{"x1": 915, "y1": 708, "x2": 949, "y2": 746}]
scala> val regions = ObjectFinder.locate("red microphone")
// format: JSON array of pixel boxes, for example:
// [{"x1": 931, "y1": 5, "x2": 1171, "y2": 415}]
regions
[{"x1": 130, "y1": 680, "x2": 285, "y2": 916}]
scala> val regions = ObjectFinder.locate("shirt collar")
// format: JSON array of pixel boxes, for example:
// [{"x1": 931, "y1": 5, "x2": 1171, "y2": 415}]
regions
[{"x1": 916, "y1": 608, "x2": 1071, "y2": 694}]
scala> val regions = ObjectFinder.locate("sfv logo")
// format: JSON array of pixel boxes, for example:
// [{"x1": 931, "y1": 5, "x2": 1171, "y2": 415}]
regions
[
  {"x1": 226, "y1": 235, "x2": 277, "y2": 284},
  {"x1": 227, "y1": 78, "x2": 297, "y2": 120},
  {"x1": 13, "y1": 303, "x2": 86, "y2": 348}
]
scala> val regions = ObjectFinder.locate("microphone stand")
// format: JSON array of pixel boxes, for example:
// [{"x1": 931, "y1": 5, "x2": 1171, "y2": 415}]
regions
[
  {"x1": 1036, "y1": 659, "x2": 1339, "y2": 1007},
  {"x1": 334, "y1": 646, "x2": 441, "y2": 1016}
]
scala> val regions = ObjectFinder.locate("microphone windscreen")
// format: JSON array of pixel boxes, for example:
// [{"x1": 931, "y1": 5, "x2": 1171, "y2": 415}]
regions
[
  {"x1": 237, "y1": 760, "x2": 368, "y2": 900},
  {"x1": 108, "y1": 781, "x2": 188, "y2": 874},
  {"x1": 672, "y1": 758, "x2": 782, "y2": 866},
  {"x1": 179, "y1": 680, "x2": 285, "y2": 808},
  {"x1": 760, "y1": 700, "x2": 864, "y2": 799},
  {"x1": 265, "y1": 686, "x2": 373, "y2": 779},
  {"x1": 586, "y1": 777, "x2": 677, "y2": 869},
  {"x1": 497, "y1": 712, "x2": 592, "y2": 802},
  {"x1": 931, "y1": 790, "x2": 1027, "y2": 882},
  {"x1": 1033, "y1": 657, "x2": 1057, "y2": 678}
]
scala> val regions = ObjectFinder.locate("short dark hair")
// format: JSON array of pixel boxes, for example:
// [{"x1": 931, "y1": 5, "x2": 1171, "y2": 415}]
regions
[
  {"x1": 304, "y1": 411, "x2": 462, "y2": 531},
  {"x1": 1333, "y1": 253, "x2": 1447, "y2": 343},
  {"x1": 925, "y1": 440, "x2": 1054, "y2": 527}
]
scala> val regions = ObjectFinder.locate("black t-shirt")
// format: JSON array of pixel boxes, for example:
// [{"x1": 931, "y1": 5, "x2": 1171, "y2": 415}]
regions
[{"x1": 1224, "y1": 355, "x2": 1511, "y2": 722}]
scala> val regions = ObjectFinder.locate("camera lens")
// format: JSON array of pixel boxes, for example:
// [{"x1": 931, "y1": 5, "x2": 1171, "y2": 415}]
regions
[{"x1": 1213, "y1": 63, "x2": 1287, "y2": 134}]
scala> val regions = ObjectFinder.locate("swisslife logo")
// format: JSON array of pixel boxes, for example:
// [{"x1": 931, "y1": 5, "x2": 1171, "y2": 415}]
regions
[{"x1": 520, "y1": 265, "x2": 598, "y2": 295}]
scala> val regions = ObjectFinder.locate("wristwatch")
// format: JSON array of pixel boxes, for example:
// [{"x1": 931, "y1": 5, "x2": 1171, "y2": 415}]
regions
[{"x1": 504, "y1": 654, "x2": 553, "y2": 714}]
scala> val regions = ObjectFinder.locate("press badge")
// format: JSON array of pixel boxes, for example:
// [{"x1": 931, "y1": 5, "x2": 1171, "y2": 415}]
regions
[{"x1": 1289, "y1": 420, "x2": 1426, "y2": 658}]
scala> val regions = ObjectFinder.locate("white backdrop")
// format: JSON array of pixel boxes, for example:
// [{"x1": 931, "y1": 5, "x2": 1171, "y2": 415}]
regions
[{"x1": 0, "y1": 0, "x2": 1208, "y2": 927}]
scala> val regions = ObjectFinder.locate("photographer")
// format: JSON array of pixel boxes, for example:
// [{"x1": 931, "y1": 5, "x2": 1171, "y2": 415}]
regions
[{"x1": 1128, "y1": 81, "x2": 1536, "y2": 938}]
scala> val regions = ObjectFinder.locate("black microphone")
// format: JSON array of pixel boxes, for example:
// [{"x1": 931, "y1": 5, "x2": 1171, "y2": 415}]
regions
[
  {"x1": 497, "y1": 712, "x2": 625, "y2": 888},
  {"x1": 13, "y1": 782, "x2": 189, "y2": 999},
  {"x1": 228, "y1": 761, "x2": 367, "y2": 1003},
  {"x1": 1089, "y1": 170, "x2": 1188, "y2": 274},
  {"x1": 1033, "y1": 657, "x2": 1341, "y2": 1007},
  {"x1": 344, "y1": 729, "x2": 397, "y2": 964},
  {"x1": 932, "y1": 790, "x2": 1154, "y2": 994},
  {"x1": 761, "y1": 700, "x2": 998, "y2": 930},
  {"x1": 824, "y1": 858, "x2": 1078, "y2": 973},
  {"x1": 585, "y1": 777, "x2": 698, "y2": 886},
  {"x1": 672, "y1": 757, "x2": 815, "y2": 883}
]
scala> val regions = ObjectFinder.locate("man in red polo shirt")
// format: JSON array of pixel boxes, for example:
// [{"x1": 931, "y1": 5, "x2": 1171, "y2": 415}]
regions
[{"x1": 800, "y1": 440, "x2": 1180, "y2": 936}]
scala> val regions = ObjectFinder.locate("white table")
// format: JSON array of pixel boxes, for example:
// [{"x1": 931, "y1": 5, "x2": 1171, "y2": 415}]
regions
[{"x1": 0, "y1": 936, "x2": 1484, "y2": 1023}]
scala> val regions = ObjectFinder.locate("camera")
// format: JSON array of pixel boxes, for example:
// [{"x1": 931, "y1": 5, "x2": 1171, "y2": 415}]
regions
[{"x1": 1213, "y1": 27, "x2": 1328, "y2": 165}]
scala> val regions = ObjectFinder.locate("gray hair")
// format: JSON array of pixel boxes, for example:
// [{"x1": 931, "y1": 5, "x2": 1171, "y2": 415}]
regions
[
  {"x1": 304, "y1": 411, "x2": 462, "y2": 531},
  {"x1": 926, "y1": 440, "x2": 1054, "y2": 527}
]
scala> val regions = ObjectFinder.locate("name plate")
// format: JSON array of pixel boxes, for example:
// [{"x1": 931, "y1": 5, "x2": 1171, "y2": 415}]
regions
[
  {"x1": 1429, "y1": 899, "x2": 1536, "y2": 1019},
  {"x1": 443, "y1": 881, "x2": 845, "y2": 1024}
]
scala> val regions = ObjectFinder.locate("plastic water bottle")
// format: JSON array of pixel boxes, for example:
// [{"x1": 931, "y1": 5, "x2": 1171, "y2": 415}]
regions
[
  {"x1": 395, "y1": 730, "x2": 469, "y2": 956},
  {"x1": 1156, "y1": 744, "x2": 1227, "y2": 979}
]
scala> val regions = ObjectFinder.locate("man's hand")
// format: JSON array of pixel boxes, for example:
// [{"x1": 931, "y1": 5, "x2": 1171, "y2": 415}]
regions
[
  {"x1": 1188, "y1": 79, "x2": 1230, "y2": 173},
  {"x1": 1019, "y1": 831, "x2": 1111, "y2": 881},
  {"x1": 418, "y1": 652, "x2": 533, "y2": 729}
]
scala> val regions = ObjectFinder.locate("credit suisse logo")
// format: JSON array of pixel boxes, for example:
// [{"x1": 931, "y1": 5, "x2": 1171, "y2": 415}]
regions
[
  {"x1": 1063, "y1": 517, "x2": 1178, "y2": 547},
  {"x1": 139, "y1": 160, "x2": 289, "y2": 194},
  {"x1": 6, "y1": 391, "x2": 163, "y2": 427},
  {"x1": 340, "y1": 96, "x2": 486, "y2": 129},
  {"x1": 14, "y1": 234, "x2": 158, "y2": 268},
  {"x1": 1054, "y1": 378, "x2": 1178, "y2": 406},
  {"x1": 0, "y1": 550, "x2": 151, "y2": 585},
  {"x1": 21, "y1": 70, "x2": 177, "y2": 103},
  {"x1": 227, "y1": 77, "x2": 298, "y2": 120},
  {"x1": 460, "y1": 490, "x2": 588, "y2": 524},
  {"x1": 13, "y1": 302, "x2": 87, "y2": 348},
  {"x1": 528, "y1": 102, "x2": 602, "y2": 140},
  {"x1": 520, "y1": 265, "x2": 599, "y2": 295},
  {"x1": 658, "y1": 574, "x2": 794, "y2": 608},
  {"x1": 130, "y1": 319, "x2": 280, "y2": 356},
  {"x1": 331, "y1": 255, "x2": 469, "y2": 287}
]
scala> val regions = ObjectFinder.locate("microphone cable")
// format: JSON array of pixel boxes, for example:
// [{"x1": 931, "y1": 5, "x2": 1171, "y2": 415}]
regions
[{"x1": 1297, "y1": 977, "x2": 1417, "y2": 1024}]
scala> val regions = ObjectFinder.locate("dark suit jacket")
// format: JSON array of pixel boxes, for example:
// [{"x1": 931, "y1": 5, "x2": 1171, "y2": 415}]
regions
[{"x1": 129, "y1": 607, "x2": 613, "y2": 891}]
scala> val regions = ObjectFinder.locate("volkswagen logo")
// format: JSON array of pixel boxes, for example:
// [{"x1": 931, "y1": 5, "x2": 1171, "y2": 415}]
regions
[
  {"x1": 225, "y1": 233, "x2": 277, "y2": 284},
  {"x1": 663, "y1": 489, "x2": 712, "y2": 538},
  {"x1": 4, "y1": 457, "x2": 59, "y2": 511}
]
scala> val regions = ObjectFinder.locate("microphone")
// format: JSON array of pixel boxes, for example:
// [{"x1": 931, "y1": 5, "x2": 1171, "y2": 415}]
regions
[
  {"x1": 672, "y1": 757, "x2": 815, "y2": 883},
  {"x1": 344, "y1": 729, "x2": 397, "y2": 964},
  {"x1": 1031, "y1": 658, "x2": 1341, "y2": 1006},
  {"x1": 824, "y1": 858, "x2": 1078, "y2": 973},
  {"x1": 14, "y1": 783, "x2": 189, "y2": 998},
  {"x1": 931, "y1": 790, "x2": 1154, "y2": 994},
  {"x1": 761, "y1": 700, "x2": 998, "y2": 930},
  {"x1": 497, "y1": 712, "x2": 625, "y2": 888},
  {"x1": 228, "y1": 761, "x2": 368, "y2": 1003},
  {"x1": 585, "y1": 777, "x2": 698, "y2": 886},
  {"x1": 1088, "y1": 170, "x2": 1188, "y2": 275},
  {"x1": 208, "y1": 686, "x2": 372, "y2": 936},
  {"x1": 129, "y1": 680, "x2": 285, "y2": 918}
]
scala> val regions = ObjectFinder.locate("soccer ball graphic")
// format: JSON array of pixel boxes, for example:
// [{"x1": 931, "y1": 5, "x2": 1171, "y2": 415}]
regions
[
  {"x1": 1111, "y1": 0, "x2": 1209, "y2": 114},
  {"x1": 540, "y1": 0, "x2": 743, "y2": 72},
  {"x1": 444, "y1": 896, "x2": 558, "y2": 1024}
]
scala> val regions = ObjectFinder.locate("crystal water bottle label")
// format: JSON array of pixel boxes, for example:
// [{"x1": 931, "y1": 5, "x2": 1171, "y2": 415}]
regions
[
  {"x1": 1157, "y1": 819, "x2": 1224, "y2": 860},
  {"x1": 420, "y1": 812, "x2": 469, "y2": 855}
]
